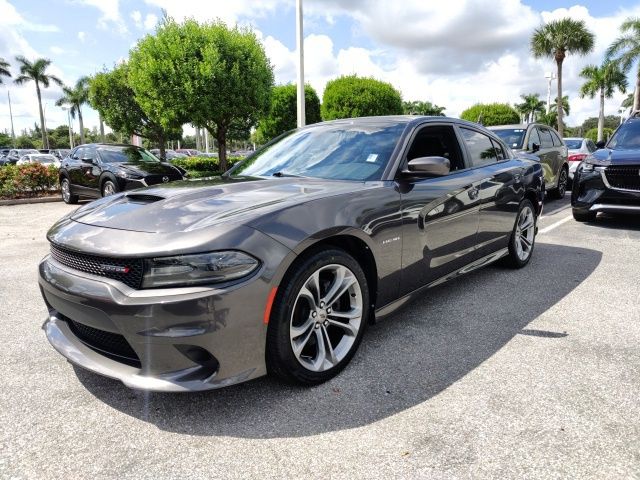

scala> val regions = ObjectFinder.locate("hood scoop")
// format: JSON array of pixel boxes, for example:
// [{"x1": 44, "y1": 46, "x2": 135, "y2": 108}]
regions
[{"x1": 123, "y1": 193, "x2": 165, "y2": 204}]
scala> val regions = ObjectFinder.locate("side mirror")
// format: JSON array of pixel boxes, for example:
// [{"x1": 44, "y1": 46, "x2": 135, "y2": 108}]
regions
[
  {"x1": 530, "y1": 142, "x2": 540, "y2": 153},
  {"x1": 403, "y1": 156, "x2": 450, "y2": 177},
  {"x1": 81, "y1": 157, "x2": 95, "y2": 164},
  {"x1": 595, "y1": 140, "x2": 606, "y2": 149}
]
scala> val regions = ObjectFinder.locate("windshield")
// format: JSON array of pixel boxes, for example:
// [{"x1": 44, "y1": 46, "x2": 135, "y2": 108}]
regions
[
  {"x1": 232, "y1": 122, "x2": 406, "y2": 181},
  {"x1": 607, "y1": 121, "x2": 640, "y2": 150},
  {"x1": 99, "y1": 146, "x2": 160, "y2": 163},
  {"x1": 31, "y1": 155, "x2": 57, "y2": 162},
  {"x1": 492, "y1": 129, "x2": 526, "y2": 149},
  {"x1": 564, "y1": 139, "x2": 583, "y2": 149}
]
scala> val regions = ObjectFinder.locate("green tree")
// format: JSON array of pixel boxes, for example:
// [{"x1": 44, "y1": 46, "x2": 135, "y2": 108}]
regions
[
  {"x1": 515, "y1": 93, "x2": 545, "y2": 123},
  {"x1": 13, "y1": 56, "x2": 62, "y2": 149},
  {"x1": 56, "y1": 77, "x2": 89, "y2": 144},
  {"x1": 531, "y1": 18, "x2": 595, "y2": 136},
  {"x1": 257, "y1": 84, "x2": 321, "y2": 141},
  {"x1": 580, "y1": 62, "x2": 628, "y2": 141},
  {"x1": 129, "y1": 19, "x2": 274, "y2": 171},
  {"x1": 550, "y1": 95, "x2": 571, "y2": 116},
  {"x1": 607, "y1": 17, "x2": 640, "y2": 111},
  {"x1": 585, "y1": 127, "x2": 614, "y2": 142},
  {"x1": 622, "y1": 93, "x2": 634, "y2": 108},
  {"x1": 321, "y1": 75, "x2": 403, "y2": 120},
  {"x1": 460, "y1": 103, "x2": 520, "y2": 126},
  {"x1": 581, "y1": 115, "x2": 621, "y2": 132},
  {"x1": 403, "y1": 100, "x2": 446, "y2": 116},
  {"x1": 88, "y1": 64, "x2": 181, "y2": 158},
  {"x1": 0, "y1": 57, "x2": 11, "y2": 84}
]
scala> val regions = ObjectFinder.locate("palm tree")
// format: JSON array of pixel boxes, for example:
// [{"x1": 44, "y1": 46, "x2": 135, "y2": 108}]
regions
[
  {"x1": 0, "y1": 57, "x2": 11, "y2": 84},
  {"x1": 622, "y1": 93, "x2": 635, "y2": 108},
  {"x1": 13, "y1": 56, "x2": 62, "y2": 148},
  {"x1": 531, "y1": 18, "x2": 595, "y2": 137},
  {"x1": 607, "y1": 17, "x2": 640, "y2": 111},
  {"x1": 56, "y1": 77, "x2": 89, "y2": 144},
  {"x1": 580, "y1": 62, "x2": 628, "y2": 141},
  {"x1": 516, "y1": 93, "x2": 545, "y2": 123}
]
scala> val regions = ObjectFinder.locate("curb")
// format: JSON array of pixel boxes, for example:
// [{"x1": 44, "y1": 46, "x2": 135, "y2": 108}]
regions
[{"x1": 0, "y1": 196, "x2": 62, "y2": 206}]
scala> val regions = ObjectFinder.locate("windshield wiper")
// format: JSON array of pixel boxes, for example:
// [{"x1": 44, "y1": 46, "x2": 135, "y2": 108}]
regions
[{"x1": 272, "y1": 171, "x2": 304, "y2": 178}]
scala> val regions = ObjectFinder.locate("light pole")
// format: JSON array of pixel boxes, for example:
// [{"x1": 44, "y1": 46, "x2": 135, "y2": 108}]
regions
[
  {"x1": 296, "y1": 0, "x2": 305, "y2": 128},
  {"x1": 43, "y1": 102, "x2": 50, "y2": 149},
  {"x1": 62, "y1": 106, "x2": 74, "y2": 148},
  {"x1": 545, "y1": 71, "x2": 556, "y2": 114},
  {"x1": 7, "y1": 90, "x2": 16, "y2": 147}
]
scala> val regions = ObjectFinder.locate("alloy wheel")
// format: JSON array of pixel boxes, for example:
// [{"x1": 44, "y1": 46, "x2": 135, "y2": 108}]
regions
[
  {"x1": 289, "y1": 264, "x2": 363, "y2": 372},
  {"x1": 61, "y1": 179, "x2": 70, "y2": 202},
  {"x1": 558, "y1": 169, "x2": 567, "y2": 197},
  {"x1": 514, "y1": 205, "x2": 535, "y2": 261},
  {"x1": 102, "y1": 181, "x2": 116, "y2": 197}
]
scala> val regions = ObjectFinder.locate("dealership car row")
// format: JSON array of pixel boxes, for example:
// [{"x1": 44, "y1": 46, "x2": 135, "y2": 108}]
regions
[{"x1": 4, "y1": 112, "x2": 638, "y2": 392}]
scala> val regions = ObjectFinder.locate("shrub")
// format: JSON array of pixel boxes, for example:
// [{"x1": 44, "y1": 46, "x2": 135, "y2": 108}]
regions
[
  {"x1": 460, "y1": 103, "x2": 520, "y2": 126},
  {"x1": 171, "y1": 156, "x2": 243, "y2": 174},
  {"x1": 321, "y1": 75, "x2": 404, "y2": 120},
  {"x1": 0, "y1": 164, "x2": 59, "y2": 199},
  {"x1": 585, "y1": 127, "x2": 613, "y2": 142}
]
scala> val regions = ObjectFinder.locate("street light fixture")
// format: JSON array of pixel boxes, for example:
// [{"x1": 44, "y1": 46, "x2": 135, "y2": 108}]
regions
[
  {"x1": 545, "y1": 71, "x2": 556, "y2": 115},
  {"x1": 61, "y1": 106, "x2": 74, "y2": 149}
]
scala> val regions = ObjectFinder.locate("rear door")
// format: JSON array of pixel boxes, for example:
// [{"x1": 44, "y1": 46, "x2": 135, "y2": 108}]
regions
[{"x1": 536, "y1": 127, "x2": 558, "y2": 188}]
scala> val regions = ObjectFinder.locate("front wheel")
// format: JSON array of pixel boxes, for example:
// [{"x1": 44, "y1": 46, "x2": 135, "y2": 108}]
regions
[
  {"x1": 266, "y1": 249, "x2": 369, "y2": 385},
  {"x1": 101, "y1": 179, "x2": 119, "y2": 197},
  {"x1": 60, "y1": 178, "x2": 78, "y2": 204},
  {"x1": 502, "y1": 199, "x2": 536, "y2": 269}
]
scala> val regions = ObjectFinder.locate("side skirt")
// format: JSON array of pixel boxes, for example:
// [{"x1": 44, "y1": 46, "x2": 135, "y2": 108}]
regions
[{"x1": 374, "y1": 247, "x2": 509, "y2": 321}]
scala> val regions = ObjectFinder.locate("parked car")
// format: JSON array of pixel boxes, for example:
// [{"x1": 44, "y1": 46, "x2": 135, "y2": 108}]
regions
[
  {"x1": 175, "y1": 148, "x2": 203, "y2": 157},
  {"x1": 39, "y1": 116, "x2": 544, "y2": 391},
  {"x1": 5, "y1": 149, "x2": 40, "y2": 165},
  {"x1": 490, "y1": 123, "x2": 569, "y2": 199},
  {"x1": 564, "y1": 137, "x2": 597, "y2": 181},
  {"x1": 58, "y1": 144, "x2": 185, "y2": 204},
  {"x1": 572, "y1": 113, "x2": 640, "y2": 221},
  {"x1": 50, "y1": 149, "x2": 70, "y2": 160},
  {"x1": 16, "y1": 153, "x2": 60, "y2": 168},
  {"x1": 149, "y1": 148, "x2": 187, "y2": 160}
]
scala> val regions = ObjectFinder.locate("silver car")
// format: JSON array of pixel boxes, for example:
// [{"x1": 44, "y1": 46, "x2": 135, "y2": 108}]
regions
[{"x1": 563, "y1": 137, "x2": 597, "y2": 181}]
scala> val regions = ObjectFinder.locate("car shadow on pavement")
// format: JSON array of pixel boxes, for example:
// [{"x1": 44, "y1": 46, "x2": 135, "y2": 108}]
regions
[
  {"x1": 587, "y1": 213, "x2": 640, "y2": 232},
  {"x1": 76, "y1": 242, "x2": 601, "y2": 438}
]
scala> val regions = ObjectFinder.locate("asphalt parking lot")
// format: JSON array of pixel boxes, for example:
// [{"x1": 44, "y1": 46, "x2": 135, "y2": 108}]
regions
[{"x1": 1, "y1": 196, "x2": 639, "y2": 479}]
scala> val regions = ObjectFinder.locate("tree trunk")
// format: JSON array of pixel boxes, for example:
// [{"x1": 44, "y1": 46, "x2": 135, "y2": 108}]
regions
[
  {"x1": 99, "y1": 114, "x2": 105, "y2": 142},
  {"x1": 78, "y1": 107, "x2": 85, "y2": 145},
  {"x1": 634, "y1": 68, "x2": 640, "y2": 112},
  {"x1": 598, "y1": 87, "x2": 605, "y2": 142},
  {"x1": 216, "y1": 126, "x2": 227, "y2": 172},
  {"x1": 35, "y1": 81, "x2": 47, "y2": 149},
  {"x1": 159, "y1": 135, "x2": 166, "y2": 161},
  {"x1": 556, "y1": 58, "x2": 564, "y2": 137}
]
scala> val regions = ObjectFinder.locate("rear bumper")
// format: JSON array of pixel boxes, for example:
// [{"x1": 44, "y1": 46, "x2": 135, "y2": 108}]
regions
[{"x1": 39, "y1": 255, "x2": 274, "y2": 392}]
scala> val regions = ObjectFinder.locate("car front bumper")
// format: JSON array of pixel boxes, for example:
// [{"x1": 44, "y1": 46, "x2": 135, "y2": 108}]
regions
[
  {"x1": 39, "y1": 254, "x2": 276, "y2": 392},
  {"x1": 571, "y1": 167, "x2": 640, "y2": 215}
]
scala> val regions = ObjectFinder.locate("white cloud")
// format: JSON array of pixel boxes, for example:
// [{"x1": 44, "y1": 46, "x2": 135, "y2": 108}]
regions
[
  {"x1": 74, "y1": 0, "x2": 126, "y2": 33},
  {"x1": 77, "y1": 31, "x2": 86, "y2": 42},
  {"x1": 131, "y1": 10, "x2": 143, "y2": 28},
  {"x1": 143, "y1": 0, "x2": 287, "y2": 25},
  {"x1": 50, "y1": 46, "x2": 65, "y2": 55},
  {"x1": 144, "y1": 13, "x2": 158, "y2": 30}
]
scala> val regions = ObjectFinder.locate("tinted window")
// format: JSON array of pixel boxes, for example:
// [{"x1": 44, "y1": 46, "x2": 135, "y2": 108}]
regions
[
  {"x1": 491, "y1": 139, "x2": 506, "y2": 160},
  {"x1": 99, "y1": 146, "x2": 159, "y2": 164},
  {"x1": 539, "y1": 128, "x2": 554, "y2": 148},
  {"x1": 527, "y1": 128, "x2": 541, "y2": 150},
  {"x1": 550, "y1": 130, "x2": 563, "y2": 147},
  {"x1": 406, "y1": 125, "x2": 465, "y2": 171},
  {"x1": 588, "y1": 140, "x2": 597, "y2": 152},
  {"x1": 233, "y1": 122, "x2": 406, "y2": 181},
  {"x1": 564, "y1": 139, "x2": 583, "y2": 149},
  {"x1": 608, "y1": 121, "x2": 640, "y2": 150},
  {"x1": 460, "y1": 128, "x2": 498, "y2": 167},
  {"x1": 493, "y1": 128, "x2": 526, "y2": 149}
]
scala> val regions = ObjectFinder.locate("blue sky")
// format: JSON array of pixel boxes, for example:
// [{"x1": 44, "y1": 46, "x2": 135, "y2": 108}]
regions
[{"x1": 1, "y1": 0, "x2": 639, "y2": 136}]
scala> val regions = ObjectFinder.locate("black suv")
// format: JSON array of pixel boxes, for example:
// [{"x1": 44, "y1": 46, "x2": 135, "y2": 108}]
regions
[
  {"x1": 59, "y1": 144, "x2": 185, "y2": 204},
  {"x1": 572, "y1": 113, "x2": 640, "y2": 221}
]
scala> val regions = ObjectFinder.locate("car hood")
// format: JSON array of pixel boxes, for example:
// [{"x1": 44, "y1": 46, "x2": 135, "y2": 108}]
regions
[
  {"x1": 70, "y1": 176, "x2": 363, "y2": 233},
  {"x1": 113, "y1": 161, "x2": 179, "y2": 176},
  {"x1": 592, "y1": 148, "x2": 640, "y2": 165}
]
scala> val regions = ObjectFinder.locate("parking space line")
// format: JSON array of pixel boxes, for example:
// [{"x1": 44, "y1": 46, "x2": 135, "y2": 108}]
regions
[{"x1": 539, "y1": 214, "x2": 573, "y2": 235}]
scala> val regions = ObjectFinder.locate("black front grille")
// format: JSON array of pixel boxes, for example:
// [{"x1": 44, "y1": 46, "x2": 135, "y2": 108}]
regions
[
  {"x1": 50, "y1": 244, "x2": 144, "y2": 289},
  {"x1": 145, "y1": 173, "x2": 181, "y2": 186},
  {"x1": 66, "y1": 318, "x2": 141, "y2": 368},
  {"x1": 605, "y1": 165, "x2": 640, "y2": 191}
]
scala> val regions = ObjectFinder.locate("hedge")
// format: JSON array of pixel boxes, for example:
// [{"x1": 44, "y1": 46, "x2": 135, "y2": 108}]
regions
[
  {"x1": 171, "y1": 156, "x2": 243, "y2": 174},
  {"x1": 585, "y1": 127, "x2": 613, "y2": 143},
  {"x1": 0, "y1": 164, "x2": 60, "y2": 199}
]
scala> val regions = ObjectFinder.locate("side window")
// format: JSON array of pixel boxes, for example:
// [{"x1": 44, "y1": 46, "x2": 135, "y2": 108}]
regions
[
  {"x1": 527, "y1": 128, "x2": 541, "y2": 150},
  {"x1": 550, "y1": 130, "x2": 563, "y2": 146},
  {"x1": 460, "y1": 127, "x2": 498, "y2": 167},
  {"x1": 406, "y1": 124, "x2": 465, "y2": 171},
  {"x1": 491, "y1": 139, "x2": 507, "y2": 160},
  {"x1": 588, "y1": 140, "x2": 597, "y2": 152},
  {"x1": 539, "y1": 128, "x2": 554, "y2": 148}
]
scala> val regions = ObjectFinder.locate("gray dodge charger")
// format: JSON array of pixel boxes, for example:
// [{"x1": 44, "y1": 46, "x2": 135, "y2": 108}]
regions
[{"x1": 39, "y1": 116, "x2": 544, "y2": 392}]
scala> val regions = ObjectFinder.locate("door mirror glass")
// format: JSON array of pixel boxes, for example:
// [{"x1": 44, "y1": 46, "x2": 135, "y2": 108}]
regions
[
  {"x1": 531, "y1": 142, "x2": 540, "y2": 153},
  {"x1": 595, "y1": 140, "x2": 606, "y2": 149},
  {"x1": 404, "y1": 156, "x2": 450, "y2": 176}
]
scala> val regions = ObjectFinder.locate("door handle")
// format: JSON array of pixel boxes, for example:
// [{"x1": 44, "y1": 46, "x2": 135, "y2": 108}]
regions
[{"x1": 468, "y1": 186, "x2": 479, "y2": 200}]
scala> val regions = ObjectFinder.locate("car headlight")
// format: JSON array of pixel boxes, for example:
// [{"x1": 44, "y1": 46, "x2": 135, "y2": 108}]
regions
[
  {"x1": 116, "y1": 170, "x2": 142, "y2": 179},
  {"x1": 581, "y1": 154, "x2": 610, "y2": 172},
  {"x1": 142, "y1": 251, "x2": 260, "y2": 288}
]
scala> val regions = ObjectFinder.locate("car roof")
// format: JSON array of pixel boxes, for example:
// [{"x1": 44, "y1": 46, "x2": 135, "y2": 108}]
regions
[{"x1": 564, "y1": 137, "x2": 585, "y2": 140}]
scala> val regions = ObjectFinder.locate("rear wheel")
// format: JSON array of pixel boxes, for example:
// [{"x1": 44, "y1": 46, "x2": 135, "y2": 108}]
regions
[
  {"x1": 549, "y1": 167, "x2": 568, "y2": 199},
  {"x1": 502, "y1": 199, "x2": 536, "y2": 268},
  {"x1": 572, "y1": 209, "x2": 597, "y2": 222},
  {"x1": 60, "y1": 178, "x2": 78, "y2": 204},
  {"x1": 101, "y1": 179, "x2": 118, "y2": 197},
  {"x1": 266, "y1": 249, "x2": 369, "y2": 385}
]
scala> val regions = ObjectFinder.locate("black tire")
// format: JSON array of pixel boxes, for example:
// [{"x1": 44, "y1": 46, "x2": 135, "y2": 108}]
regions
[
  {"x1": 60, "y1": 177, "x2": 78, "y2": 204},
  {"x1": 266, "y1": 248, "x2": 369, "y2": 385},
  {"x1": 572, "y1": 208, "x2": 597, "y2": 222},
  {"x1": 549, "y1": 167, "x2": 568, "y2": 200},
  {"x1": 101, "y1": 179, "x2": 119, "y2": 197},
  {"x1": 502, "y1": 199, "x2": 536, "y2": 269}
]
